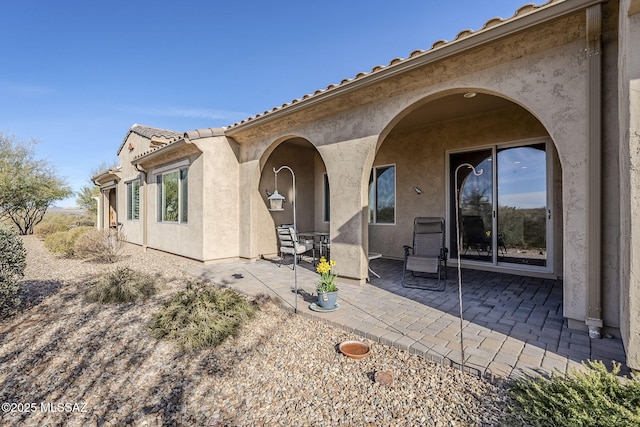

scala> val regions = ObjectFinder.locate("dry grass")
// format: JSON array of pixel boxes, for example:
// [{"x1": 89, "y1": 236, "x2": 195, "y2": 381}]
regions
[
  {"x1": 149, "y1": 280, "x2": 256, "y2": 351},
  {"x1": 85, "y1": 267, "x2": 158, "y2": 304}
]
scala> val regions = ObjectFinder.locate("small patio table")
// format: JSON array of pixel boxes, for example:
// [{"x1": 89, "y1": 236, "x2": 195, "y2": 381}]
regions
[
  {"x1": 368, "y1": 252, "x2": 382, "y2": 280},
  {"x1": 299, "y1": 231, "x2": 330, "y2": 262}
]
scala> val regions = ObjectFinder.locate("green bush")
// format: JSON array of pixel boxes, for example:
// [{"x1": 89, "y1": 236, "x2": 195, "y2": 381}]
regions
[
  {"x1": 507, "y1": 360, "x2": 640, "y2": 426},
  {"x1": 150, "y1": 281, "x2": 256, "y2": 350},
  {"x1": 74, "y1": 229, "x2": 125, "y2": 263},
  {"x1": 85, "y1": 267, "x2": 157, "y2": 304},
  {"x1": 0, "y1": 227, "x2": 27, "y2": 314},
  {"x1": 44, "y1": 226, "x2": 91, "y2": 257}
]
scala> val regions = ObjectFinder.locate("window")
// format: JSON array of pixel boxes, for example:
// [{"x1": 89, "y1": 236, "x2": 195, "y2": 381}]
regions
[
  {"x1": 323, "y1": 173, "x2": 330, "y2": 222},
  {"x1": 369, "y1": 165, "x2": 395, "y2": 224},
  {"x1": 157, "y1": 167, "x2": 188, "y2": 223},
  {"x1": 126, "y1": 179, "x2": 140, "y2": 220}
]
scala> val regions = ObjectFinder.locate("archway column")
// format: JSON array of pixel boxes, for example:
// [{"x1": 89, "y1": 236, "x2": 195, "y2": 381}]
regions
[
  {"x1": 619, "y1": 0, "x2": 640, "y2": 370},
  {"x1": 319, "y1": 135, "x2": 378, "y2": 285},
  {"x1": 238, "y1": 159, "x2": 261, "y2": 260}
]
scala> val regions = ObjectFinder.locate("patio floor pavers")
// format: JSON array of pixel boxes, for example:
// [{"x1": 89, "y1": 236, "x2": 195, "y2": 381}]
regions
[{"x1": 187, "y1": 257, "x2": 629, "y2": 381}]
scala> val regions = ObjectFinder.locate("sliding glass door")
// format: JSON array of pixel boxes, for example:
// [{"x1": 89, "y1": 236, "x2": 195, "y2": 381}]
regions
[
  {"x1": 450, "y1": 149, "x2": 494, "y2": 262},
  {"x1": 450, "y1": 141, "x2": 551, "y2": 270}
]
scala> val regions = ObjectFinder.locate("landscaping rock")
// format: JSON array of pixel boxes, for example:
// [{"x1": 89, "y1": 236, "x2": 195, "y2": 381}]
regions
[
  {"x1": 0, "y1": 235, "x2": 510, "y2": 426},
  {"x1": 374, "y1": 370, "x2": 394, "y2": 386}
]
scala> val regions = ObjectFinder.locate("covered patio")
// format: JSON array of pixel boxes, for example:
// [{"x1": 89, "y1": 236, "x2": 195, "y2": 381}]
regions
[{"x1": 188, "y1": 256, "x2": 628, "y2": 381}]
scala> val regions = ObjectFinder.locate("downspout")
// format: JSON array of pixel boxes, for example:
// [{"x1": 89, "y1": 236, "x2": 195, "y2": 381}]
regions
[
  {"x1": 586, "y1": 4, "x2": 603, "y2": 338},
  {"x1": 134, "y1": 164, "x2": 148, "y2": 252},
  {"x1": 91, "y1": 179, "x2": 103, "y2": 230},
  {"x1": 91, "y1": 196, "x2": 101, "y2": 229}
]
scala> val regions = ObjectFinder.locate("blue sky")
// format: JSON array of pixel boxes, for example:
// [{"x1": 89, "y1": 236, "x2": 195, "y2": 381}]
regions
[{"x1": 1, "y1": 0, "x2": 531, "y2": 207}]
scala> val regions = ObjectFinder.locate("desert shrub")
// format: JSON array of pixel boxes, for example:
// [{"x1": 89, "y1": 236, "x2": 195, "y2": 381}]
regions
[
  {"x1": 34, "y1": 222, "x2": 69, "y2": 239},
  {"x1": 44, "y1": 226, "x2": 91, "y2": 257},
  {"x1": 507, "y1": 360, "x2": 640, "y2": 426},
  {"x1": 0, "y1": 227, "x2": 27, "y2": 313},
  {"x1": 75, "y1": 218, "x2": 95, "y2": 227},
  {"x1": 85, "y1": 267, "x2": 157, "y2": 304},
  {"x1": 74, "y1": 229, "x2": 125, "y2": 262},
  {"x1": 150, "y1": 281, "x2": 256, "y2": 350}
]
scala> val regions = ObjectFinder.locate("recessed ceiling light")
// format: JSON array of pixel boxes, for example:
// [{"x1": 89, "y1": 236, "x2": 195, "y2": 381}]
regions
[{"x1": 463, "y1": 92, "x2": 477, "y2": 98}]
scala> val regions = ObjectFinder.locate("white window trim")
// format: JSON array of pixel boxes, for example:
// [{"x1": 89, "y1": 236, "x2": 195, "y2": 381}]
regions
[
  {"x1": 126, "y1": 178, "x2": 141, "y2": 221},
  {"x1": 153, "y1": 159, "x2": 190, "y2": 175},
  {"x1": 156, "y1": 167, "x2": 188, "y2": 224},
  {"x1": 122, "y1": 174, "x2": 141, "y2": 182}
]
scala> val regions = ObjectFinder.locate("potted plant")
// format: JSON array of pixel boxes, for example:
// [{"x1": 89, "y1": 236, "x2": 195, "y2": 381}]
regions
[{"x1": 316, "y1": 257, "x2": 338, "y2": 309}]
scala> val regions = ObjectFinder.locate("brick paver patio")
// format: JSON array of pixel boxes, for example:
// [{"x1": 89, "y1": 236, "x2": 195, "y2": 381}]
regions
[{"x1": 188, "y1": 256, "x2": 628, "y2": 381}]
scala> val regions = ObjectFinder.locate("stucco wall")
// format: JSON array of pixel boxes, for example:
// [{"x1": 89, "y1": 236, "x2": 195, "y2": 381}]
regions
[
  {"x1": 145, "y1": 152, "x2": 204, "y2": 261},
  {"x1": 116, "y1": 132, "x2": 148, "y2": 246},
  {"x1": 619, "y1": 0, "x2": 640, "y2": 370},
  {"x1": 200, "y1": 135, "x2": 240, "y2": 262}
]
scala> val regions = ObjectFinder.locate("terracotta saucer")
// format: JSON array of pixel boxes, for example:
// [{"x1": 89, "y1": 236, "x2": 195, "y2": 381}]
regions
[{"x1": 339, "y1": 340, "x2": 370, "y2": 359}]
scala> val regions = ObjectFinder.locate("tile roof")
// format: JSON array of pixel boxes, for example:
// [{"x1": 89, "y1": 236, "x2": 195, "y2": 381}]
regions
[
  {"x1": 226, "y1": 0, "x2": 563, "y2": 131},
  {"x1": 132, "y1": 127, "x2": 225, "y2": 162},
  {"x1": 184, "y1": 127, "x2": 225, "y2": 141},
  {"x1": 117, "y1": 124, "x2": 183, "y2": 155},
  {"x1": 128, "y1": 124, "x2": 183, "y2": 141}
]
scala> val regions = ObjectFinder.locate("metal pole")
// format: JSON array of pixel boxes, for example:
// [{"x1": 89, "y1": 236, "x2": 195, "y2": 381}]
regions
[
  {"x1": 274, "y1": 166, "x2": 298, "y2": 313},
  {"x1": 454, "y1": 163, "x2": 483, "y2": 373}
]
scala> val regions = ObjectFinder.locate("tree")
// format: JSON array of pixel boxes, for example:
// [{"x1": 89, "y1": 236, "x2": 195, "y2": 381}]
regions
[
  {"x1": 0, "y1": 133, "x2": 72, "y2": 235},
  {"x1": 76, "y1": 185, "x2": 99, "y2": 217},
  {"x1": 75, "y1": 161, "x2": 119, "y2": 217}
]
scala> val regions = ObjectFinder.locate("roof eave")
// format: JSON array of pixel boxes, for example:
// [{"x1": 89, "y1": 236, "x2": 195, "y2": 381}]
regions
[
  {"x1": 131, "y1": 139, "x2": 202, "y2": 169},
  {"x1": 225, "y1": 0, "x2": 604, "y2": 136},
  {"x1": 92, "y1": 169, "x2": 121, "y2": 186}
]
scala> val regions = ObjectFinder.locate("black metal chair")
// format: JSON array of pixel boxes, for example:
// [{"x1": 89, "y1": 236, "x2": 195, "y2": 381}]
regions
[
  {"x1": 462, "y1": 215, "x2": 507, "y2": 256},
  {"x1": 402, "y1": 217, "x2": 448, "y2": 291}
]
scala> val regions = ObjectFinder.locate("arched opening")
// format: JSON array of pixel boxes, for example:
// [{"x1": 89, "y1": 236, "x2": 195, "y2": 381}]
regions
[
  {"x1": 369, "y1": 91, "x2": 563, "y2": 278},
  {"x1": 256, "y1": 137, "x2": 329, "y2": 259}
]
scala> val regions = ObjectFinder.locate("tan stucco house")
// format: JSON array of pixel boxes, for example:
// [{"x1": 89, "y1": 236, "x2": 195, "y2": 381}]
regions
[{"x1": 93, "y1": 0, "x2": 640, "y2": 370}]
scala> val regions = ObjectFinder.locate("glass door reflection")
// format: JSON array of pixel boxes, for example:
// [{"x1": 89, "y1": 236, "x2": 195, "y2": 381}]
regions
[
  {"x1": 450, "y1": 149, "x2": 493, "y2": 262},
  {"x1": 497, "y1": 144, "x2": 547, "y2": 267}
]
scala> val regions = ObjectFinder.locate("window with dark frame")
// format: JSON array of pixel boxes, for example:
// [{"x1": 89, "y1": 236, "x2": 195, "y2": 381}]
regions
[
  {"x1": 126, "y1": 179, "x2": 140, "y2": 220},
  {"x1": 323, "y1": 173, "x2": 330, "y2": 222},
  {"x1": 368, "y1": 165, "x2": 395, "y2": 224}
]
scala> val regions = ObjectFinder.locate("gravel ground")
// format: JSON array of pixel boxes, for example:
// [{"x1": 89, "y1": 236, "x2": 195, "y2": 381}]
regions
[{"x1": 1, "y1": 235, "x2": 511, "y2": 426}]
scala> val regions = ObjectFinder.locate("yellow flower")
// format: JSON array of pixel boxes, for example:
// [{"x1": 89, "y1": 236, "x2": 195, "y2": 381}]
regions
[
  {"x1": 316, "y1": 263, "x2": 330, "y2": 274},
  {"x1": 316, "y1": 259, "x2": 338, "y2": 292}
]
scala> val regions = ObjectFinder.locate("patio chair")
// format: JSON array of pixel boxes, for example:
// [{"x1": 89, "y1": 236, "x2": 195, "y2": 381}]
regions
[
  {"x1": 461, "y1": 215, "x2": 507, "y2": 255},
  {"x1": 402, "y1": 217, "x2": 448, "y2": 291},
  {"x1": 276, "y1": 225, "x2": 315, "y2": 268}
]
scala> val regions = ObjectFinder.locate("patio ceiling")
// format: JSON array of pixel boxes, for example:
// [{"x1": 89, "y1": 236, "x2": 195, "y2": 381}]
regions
[{"x1": 394, "y1": 93, "x2": 519, "y2": 132}]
